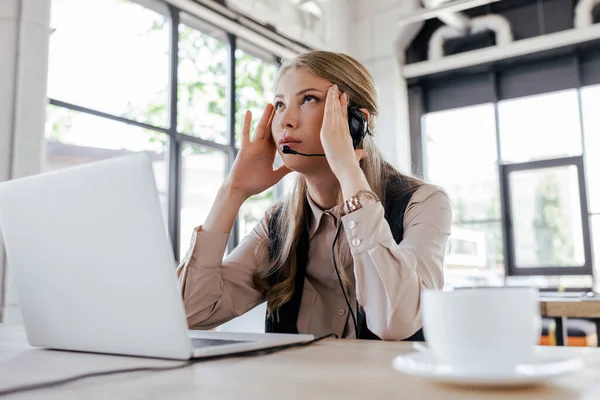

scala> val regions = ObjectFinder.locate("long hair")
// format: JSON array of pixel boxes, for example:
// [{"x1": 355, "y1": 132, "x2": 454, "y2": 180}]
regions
[{"x1": 252, "y1": 51, "x2": 423, "y2": 318}]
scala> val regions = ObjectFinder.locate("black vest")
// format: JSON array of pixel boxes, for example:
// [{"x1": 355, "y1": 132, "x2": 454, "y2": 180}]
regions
[{"x1": 264, "y1": 177, "x2": 425, "y2": 341}]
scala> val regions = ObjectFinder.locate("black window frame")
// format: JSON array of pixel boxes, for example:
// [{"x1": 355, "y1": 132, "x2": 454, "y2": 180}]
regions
[
  {"x1": 408, "y1": 10, "x2": 600, "y2": 278},
  {"x1": 46, "y1": 0, "x2": 310, "y2": 261},
  {"x1": 500, "y1": 156, "x2": 593, "y2": 277}
]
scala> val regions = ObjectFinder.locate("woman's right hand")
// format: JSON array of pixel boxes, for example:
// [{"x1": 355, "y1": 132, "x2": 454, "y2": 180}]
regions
[{"x1": 224, "y1": 104, "x2": 291, "y2": 200}]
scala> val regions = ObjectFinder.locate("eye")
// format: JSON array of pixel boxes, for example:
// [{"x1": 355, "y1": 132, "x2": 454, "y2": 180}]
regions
[
  {"x1": 302, "y1": 94, "x2": 318, "y2": 104},
  {"x1": 274, "y1": 101, "x2": 285, "y2": 110}
]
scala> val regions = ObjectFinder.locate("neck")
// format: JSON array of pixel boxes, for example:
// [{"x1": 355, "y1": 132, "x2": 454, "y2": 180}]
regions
[{"x1": 304, "y1": 170, "x2": 341, "y2": 210}]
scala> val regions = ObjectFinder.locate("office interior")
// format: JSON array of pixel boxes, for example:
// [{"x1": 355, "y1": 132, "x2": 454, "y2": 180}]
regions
[{"x1": 2, "y1": 0, "x2": 600, "y2": 347}]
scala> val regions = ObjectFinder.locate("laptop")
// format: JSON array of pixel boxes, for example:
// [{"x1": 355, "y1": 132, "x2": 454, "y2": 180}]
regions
[{"x1": 0, "y1": 152, "x2": 313, "y2": 360}]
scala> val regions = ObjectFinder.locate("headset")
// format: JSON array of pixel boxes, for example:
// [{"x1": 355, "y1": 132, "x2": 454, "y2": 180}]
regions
[
  {"x1": 281, "y1": 104, "x2": 372, "y2": 338},
  {"x1": 281, "y1": 105, "x2": 371, "y2": 156}
]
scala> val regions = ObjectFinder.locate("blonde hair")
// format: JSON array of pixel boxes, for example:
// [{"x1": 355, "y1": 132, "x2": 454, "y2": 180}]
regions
[{"x1": 252, "y1": 51, "x2": 422, "y2": 318}]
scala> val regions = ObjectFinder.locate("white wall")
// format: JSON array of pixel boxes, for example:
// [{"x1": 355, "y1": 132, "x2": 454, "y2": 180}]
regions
[
  {"x1": 347, "y1": 0, "x2": 423, "y2": 174},
  {"x1": 0, "y1": 0, "x2": 51, "y2": 323}
]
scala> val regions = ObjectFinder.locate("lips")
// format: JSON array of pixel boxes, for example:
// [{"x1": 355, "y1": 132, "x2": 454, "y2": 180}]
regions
[
  {"x1": 279, "y1": 137, "x2": 301, "y2": 152},
  {"x1": 279, "y1": 138, "x2": 301, "y2": 145}
]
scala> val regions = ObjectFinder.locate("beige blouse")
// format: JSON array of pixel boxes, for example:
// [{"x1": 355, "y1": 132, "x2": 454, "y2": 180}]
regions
[{"x1": 176, "y1": 184, "x2": 452, "y2": 340}]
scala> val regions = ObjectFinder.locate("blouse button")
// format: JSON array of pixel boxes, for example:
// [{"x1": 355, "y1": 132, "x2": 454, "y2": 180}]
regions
[
  {"x1": 348, "y1": 221, "x2": 356, "y2": 230},
  {"x1": 351, "y1": 238, "x2": 361, "y2": 247}
]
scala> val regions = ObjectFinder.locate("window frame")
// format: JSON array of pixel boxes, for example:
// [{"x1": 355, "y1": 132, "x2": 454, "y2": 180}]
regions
[
  {"x1": 409, "y1": 49, "x2": 599, "y2": 279},
  {"x1": 500, "y1": 156, "x2": 593, "y2": 277},
  {"x1": 46, "y1": 0, "x2": 306, "y2": 260}
]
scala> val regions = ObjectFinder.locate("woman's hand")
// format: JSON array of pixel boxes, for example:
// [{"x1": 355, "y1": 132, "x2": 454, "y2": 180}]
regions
[
  {"x1": 224, "y1": 104, "x2": 291, "y2": 200},
  {"x1": 320, "y1": 85, "x2": 368, "y2": 183}
]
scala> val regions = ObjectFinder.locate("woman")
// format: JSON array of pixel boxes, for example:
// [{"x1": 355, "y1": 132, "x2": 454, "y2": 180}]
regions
[{"x1": 176, "y1": 51, "x2": 452, "y2": 341}]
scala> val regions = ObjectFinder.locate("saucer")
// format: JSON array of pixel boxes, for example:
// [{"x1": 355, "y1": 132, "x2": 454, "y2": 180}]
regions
[{"x1": 391, "y1": 350, "x2": 584, "y2": 388}]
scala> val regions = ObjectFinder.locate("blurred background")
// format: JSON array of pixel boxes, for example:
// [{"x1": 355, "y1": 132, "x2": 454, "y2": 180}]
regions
[{"x1": 1, "y1": 0, "x2": 600, "y2": 336}]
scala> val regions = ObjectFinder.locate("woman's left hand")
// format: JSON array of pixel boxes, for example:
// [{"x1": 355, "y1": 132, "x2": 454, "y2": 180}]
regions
[{"x1": 320, "y1": 84, "x2": 368, "y2": 181}]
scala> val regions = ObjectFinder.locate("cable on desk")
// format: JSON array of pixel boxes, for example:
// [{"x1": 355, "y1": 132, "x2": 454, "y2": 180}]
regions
[{"x1": 0, "y1": 333, "x2": 337, "y2": 397}]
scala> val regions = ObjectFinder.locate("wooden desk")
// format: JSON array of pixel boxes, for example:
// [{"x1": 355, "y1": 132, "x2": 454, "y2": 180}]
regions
[
  {"x1": 539, "y1": 297, "x2": 600, "y2": 347},
  {"x1": 2, "y1": 325, "x2": 600, "y2": 399}
]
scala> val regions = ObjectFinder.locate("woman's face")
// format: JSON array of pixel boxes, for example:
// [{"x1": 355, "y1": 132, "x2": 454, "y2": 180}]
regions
[{"x1": 272, "y1": 68, "x2": 333, "y2": 173}]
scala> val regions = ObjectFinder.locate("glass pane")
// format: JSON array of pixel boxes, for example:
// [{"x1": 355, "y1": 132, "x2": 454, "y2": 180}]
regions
[
  {"x1": 582, "y1": 84, "x2": 600, "y2": 214},
  {"x1": 48, "y1": 0, "x2": 169, "y2": 127},
  {"x1": 509, "y1": 166, "x2": 585, "y2": 268},
  {"x1": 43, "y1": 104, "x2": 169, "y2": 221},
  {"x1": 180, "y1": 143, "x2": 227, "y2": 260},
  {"x1": 178, "y1": 21, "x2": 228, "y2": 144},
  {"x1": 498, "y1": 90, "x2": 582, "y2": 163},
  {"x1": 238, "y1": 188, "x2": 275, "y2": 243},
  {"x1": 444, "y1": 222, "x2": 505, "y2": 288},
  {"x1": 235, "y1": 46, "x2": 276, "y2": 148},
  {"x1": 280, "y1": 172, "x2": 297, "y2": 198},
  {"x1": 237, "y1": 168, "x2": 296, "y2": 243},
  {"x1": 423, "y1": 103, "x2": 500, "y2": 222}
]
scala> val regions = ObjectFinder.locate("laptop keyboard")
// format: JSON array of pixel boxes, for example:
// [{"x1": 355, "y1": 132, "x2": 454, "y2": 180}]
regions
[{"x1": 190, "y1": 338, "x2": 249, "y2": 348}]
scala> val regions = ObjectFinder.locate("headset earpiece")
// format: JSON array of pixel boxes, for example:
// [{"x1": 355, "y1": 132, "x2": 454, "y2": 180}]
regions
[{"x1": 347, "y1": 106, "x2": 370, "y2": 148}]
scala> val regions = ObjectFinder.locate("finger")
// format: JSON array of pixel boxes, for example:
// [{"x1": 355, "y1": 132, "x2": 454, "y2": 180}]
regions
[
  {"x1": 255, "y1": 103, "x2": 274, "y2": 141},
  {"x1": 341, "y1": 92, "x2": 349, "y2": 120},
  {"x1": 265, "y1": 106, "x2": 276, "y2": 143},
  {"x1": 241, "y1": 110, "x2": 252, "y2": 146},
  {"x1": 332, "y1": 86, "x2": 344, "y2": 126},
  {"x1": 324, "y1": 85, "x2": 336, "y2": 122}
]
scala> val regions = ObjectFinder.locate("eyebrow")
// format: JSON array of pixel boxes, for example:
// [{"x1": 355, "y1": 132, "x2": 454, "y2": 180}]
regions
[{"x1": 274, "y1": 88, "x2": 323, "y2": 99}]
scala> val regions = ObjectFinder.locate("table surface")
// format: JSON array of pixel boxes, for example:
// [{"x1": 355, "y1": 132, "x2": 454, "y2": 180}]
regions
[
  {"x1": 2, "y1": 325, "x2": 600, "y2": 399},
  {"x1": 539, "y1": 296, "x2": 600, "y2": 318}
]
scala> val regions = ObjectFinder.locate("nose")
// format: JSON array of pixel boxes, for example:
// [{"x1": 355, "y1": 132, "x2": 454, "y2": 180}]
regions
[{"x1": 278, "y1": 105, "x2": 298, "y2": 130}]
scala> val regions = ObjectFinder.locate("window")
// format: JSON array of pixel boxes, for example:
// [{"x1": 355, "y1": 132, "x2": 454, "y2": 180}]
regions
[
  {"x1": 48, "y1": 0, "x2": 170, "y2": 128},
  {"x1": 38, "y1": 0, "x2": 300, "y2": 335},
  {"x1": 498, "y1": 90, "x2": 582, "y2": 163},
  {"x1": 180, "y1": 144, "x2": 228, "y2": 261},
  {"x1": 178, "y1": 19, "x2": 228, "y2": 144},
  {"x1": 236, "y1": 44, "x2": 278, "y2": 242},
  {"x1": 498, "y1": 90, "x2": 592, "y2": 279},
  {"x1": 46, "y1": 0, "x2": 287, "y2": 262},
  {"x1": 421, "y1": 85, "x2": 596, "y2": 285},
  {"x1": 508, "y1": 166, "x2": 585, "y2": 269},
  {"x1": 44, "y1": 105, "x2": 168, "y2": 221},
  {"x1": 46, "y1": 0, "x2": 170, "y2": 230},
  {"x1": 422, "y1": 104, "x2": 504, "y2": 286},
  {"x1": 423, "y1": 104, "x2": 500, "y2": 221},
  {"x1": 407, "y1": 0, "x2": 600, "y2": 286},
  {"x1": 582, "y1": 85, "x2": 600, "y2": 214},
  {"x1": 582, "y1": 84, "x2": 600, "y2": 288},
  {"x1": 235, "y1": 44, "x2": 276, "y2": 147}
]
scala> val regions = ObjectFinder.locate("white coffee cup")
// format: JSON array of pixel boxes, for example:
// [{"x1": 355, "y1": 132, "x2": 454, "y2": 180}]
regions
[{"x1": 421, "y1": 287, "x2": 541, "y2": 373}]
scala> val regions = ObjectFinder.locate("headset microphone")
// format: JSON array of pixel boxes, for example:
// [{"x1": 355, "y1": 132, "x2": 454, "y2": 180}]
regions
[
  {"x1": 281, "y1": 145, "x2": 325, "y2": 157},
  {"x1": 280, "y1": 106, "x2": 370, "y2": 159}
]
